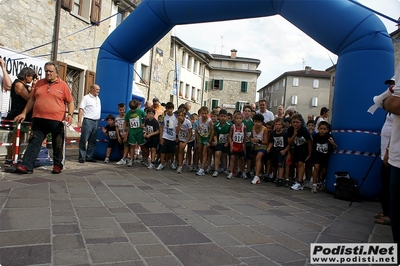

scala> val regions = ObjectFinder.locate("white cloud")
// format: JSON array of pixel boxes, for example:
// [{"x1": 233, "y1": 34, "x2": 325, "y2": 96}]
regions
[{"x1": 174, "y1": 0, "x2": 400, "y2": 93}]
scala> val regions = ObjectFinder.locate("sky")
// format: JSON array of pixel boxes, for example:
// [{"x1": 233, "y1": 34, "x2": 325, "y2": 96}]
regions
[{"x1": 173, "y1": 0, "x2": 400, "y2": 94}]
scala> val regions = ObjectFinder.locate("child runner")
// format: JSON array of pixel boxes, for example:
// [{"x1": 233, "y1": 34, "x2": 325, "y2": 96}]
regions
[
  {"x1": 176, "y1": 109, "x2": 192, "y2": 173},
  {"x1": 250, "y1": 114, "x2": 269, "y2": 184},
  {"x1": 288, "y1": 114, "x2": 312, "y2": 190},
  {"x1": 267, "y1": 117, "x2": 289, "y2": 187},
  {"x1": 186, "y1": 113, "x2": 197, "y2": 171},
  {"x1": 115, "y1": 103, "x2": 129, "y2": 165},
  {"x1": 196, "y1": 106, "x2": 214, "y2": 176},
  {"x1": 242, "y1": 105, "x2": 254, "y2": 179},
  {"x1": 311, "y1": 121, "x2": 337, "y2": 192},
  {"x1": 123, "y1": 100, "x2": 146, "y2": 167},
  {"x1": 228, "y1": 112, "x2": 246, "y2": 179},
  {"x1": 212, "y1": 109, "x2": 232, "y2": 177},
  {"x1": 143, "y1": 108, "x2": 160, "y2": 169},
  {"x1": 156, "y1": 102, "x2": 178, "y2": 170},
  {"x1": 102, "y1": 114, "x2": 118, "y2": 163}
]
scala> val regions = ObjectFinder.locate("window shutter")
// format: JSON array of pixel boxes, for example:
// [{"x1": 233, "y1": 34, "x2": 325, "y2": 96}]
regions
[
  {"x1": 219, "y1": 80, "x2": 223, "y2": 90},
  {"x1": 91, "y1": 0, "x2": 102, "y2": 25},
  {"x1": 57, "y1": 61, "x2": 67, "y2": 82},
  {"x1": 211, "y1": 79, "x2": 215, "y2": 89},
  {"x1": 235, "y1": 102, "x2": 239, "y2": 110},
  {"x1": 85, "y1": 70, "x2": 96, "y2": 95},
  {"x1": 61, "y1": 0, "x2": 73, "y2": 11},
  {"x1": 241, "y1": 81, "x2": 248, "y2": 92},
  {"x1": 204, "y1": 80, "x2": 208, "y2": 92}
]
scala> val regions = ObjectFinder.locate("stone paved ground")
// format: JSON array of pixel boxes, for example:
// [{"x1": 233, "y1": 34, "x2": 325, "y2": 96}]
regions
[{"x1": 0, "y1": 149, "x2": 394, "y2": 266}]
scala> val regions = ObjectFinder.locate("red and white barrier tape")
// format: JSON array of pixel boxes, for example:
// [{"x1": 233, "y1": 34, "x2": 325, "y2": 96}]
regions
[
  {"x1": 332, "y1": 129, "x2": 380, "y2": 136},
  {"x1": 333, "y1": 150, "x2": 378, "y2": 157}
]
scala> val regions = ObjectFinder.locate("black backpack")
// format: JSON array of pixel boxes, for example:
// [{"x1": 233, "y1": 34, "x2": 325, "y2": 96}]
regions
[{"x1": 334, "y1": 172, "x2": 358, "y2": 201}]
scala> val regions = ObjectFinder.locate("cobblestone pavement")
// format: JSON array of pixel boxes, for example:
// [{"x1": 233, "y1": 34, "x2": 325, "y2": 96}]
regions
[{"x1": 0, "y1": 149, "x2": 394, "y2": 266}]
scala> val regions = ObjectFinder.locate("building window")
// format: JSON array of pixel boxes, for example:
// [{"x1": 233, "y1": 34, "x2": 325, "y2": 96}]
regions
[
  {"x1": 313, "y1": 79, "x2": 319, "y2": 89},
  {"x1": 274, "y1": 99, "x2": 278, "y2": 107},
  {"x1": 204, "y1": 80, "x2": 208, "y2": 92},
  {"x1": 211, "y1": 99, "x2": 219, "y2": 110},
  {"x1": 185, "y1": 84, "x2": 190, "y2": 99},
  {"x1": 236, "y1": 101, "x2": 248, "y2": 111},
  {"x1": 193, "y1": 60, "x2": 198, "y2": 74},
  {"x1": 242, "y1": 64, "x2": 249, "y2": 70},
  {"x1": 179, "y1": 81, "x2": 184, "y2": 97},
  {"x1": 241, "y1": 81, "x2": 248, "y2": 92},
  {"x1": 182, "y1": 51, "x2": 186, "y2": 67},
  {"x1": 282, "y1": 79, "x2": 285, "y2": 87},
  {"x1": 191, "y1": 87, "x2": 197, "y2": 101},
  {"x1": 281, "y1": 96, "x2": 284, "y2": 105},
  {"x1": 212, "y1": 79, "x2": 223, "y2": 90},
  {"x1": 312, "y1": 97, "x2": 318, "y2": 107},
  {"x1": 203, "y1": 100, "x2": 207, "y2": 107},
  {"x1": 169, "y1": 42, "x2": 174, "y2": 59},
  {"x1": 215, "y1": 61, "x2": 221, "y2": 67},
  {"x1": 65, "y1": 66, "x2": 83, "y2": 110},
  {"x1": 62, "y1": 0, "x2": 101, "y2": 24},
  {"x1": 292, "y1": 78, "x2": 299, "y2": 87},
  {"x1": 140, "y1": 64, "x2": 149, "y2": 84},
  {"x1": 291, "y1": 95, "x2": 298, "y2": 105}
]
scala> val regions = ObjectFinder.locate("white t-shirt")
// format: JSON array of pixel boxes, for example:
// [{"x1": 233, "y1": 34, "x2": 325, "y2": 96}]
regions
[
  {"x1": 257, "y1": 109, "x2": 274, "y2": 123},
  {"x1": 162, "y1": 113, "x2": 178, "y2": 141},
  {"x1": 380, "y1": 113, "x2": 393, "y2": 160},
  {"x1": 178, "y1": 118, "x2": 192, "y2": 142},
  {"x1": 79, "y1": 93, "x2": 101, "y2": 120},
  {"x1": 389, "y1": 63, "x2": 400, "y2": 168}
]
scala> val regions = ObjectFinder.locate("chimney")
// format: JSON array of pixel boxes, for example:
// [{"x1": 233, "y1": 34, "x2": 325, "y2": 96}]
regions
[
  {"x1": 305, "y1": 66, "x2": 311, "y2": 74},
  {"x1": 231, "y1": 49, "x2": 237, "y2": 59}
]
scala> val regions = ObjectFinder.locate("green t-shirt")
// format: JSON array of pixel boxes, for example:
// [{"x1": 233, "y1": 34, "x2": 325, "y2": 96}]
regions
[
  {"x1": 213, "y1": 121, "x2": 232, "y2": 144},
  {"x1": 124, "y1": 108, "x2": 146, "y2": 133},
  {"x1": 243, "y1": 118, "x2": 254, "y2": 146}
]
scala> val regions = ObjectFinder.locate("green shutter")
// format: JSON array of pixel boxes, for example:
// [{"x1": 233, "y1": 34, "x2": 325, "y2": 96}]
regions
[
  {"x1": 219, "y1": 80, "x2": 223, "y2": 90},
  {"x1": 211, "y1": 79, "x2": 215, "y2": 90},
  {"x1": 235, "y1": 102, "x2": 240, "y2": 110},
  {"x1": 241, "y1": 81, "x2": 248, "y2": 92},
  {"x1": 203, "y1": 100, "x2": 207, "y2": 107},
  {"x1": 205, "y1": 80, "x2": 208, "y2": 92}
]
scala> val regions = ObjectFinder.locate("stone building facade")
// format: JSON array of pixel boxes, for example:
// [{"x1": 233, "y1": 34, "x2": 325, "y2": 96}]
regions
[{"x1": 259, "y1": 67, "x2": 331, "y2": 118}]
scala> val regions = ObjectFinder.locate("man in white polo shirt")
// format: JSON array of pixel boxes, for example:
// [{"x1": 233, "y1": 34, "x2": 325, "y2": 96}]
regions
[
  {"x1": 78, "y1": 84, "x2": 101, "y2": 163},
  {"x1": 257, "y1": 99, "x2": 274, "y2": 124}
]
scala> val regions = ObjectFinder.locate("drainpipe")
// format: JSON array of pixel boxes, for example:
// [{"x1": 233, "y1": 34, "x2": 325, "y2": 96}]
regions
[{"x1": 52, "y1": 0, "x2": 62, "y2": 61}]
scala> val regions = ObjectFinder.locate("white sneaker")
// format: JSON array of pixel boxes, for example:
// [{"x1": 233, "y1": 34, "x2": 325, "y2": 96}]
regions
[
  {"x1": 251, "y1": 176, "x2": 260, "y2": 184},
  {"x1": 104, "y1": 157, "x2": 110, "y2": 163},
  {"x1": 241, "y1": 172, "x2": 247, "y2": 179},
  {"x1": 147, "y1": 163, "x2": 155, "y2": 169},
  {"x1": 212, "y1": 170, "x2": 218, "y2": 177},
  {"x1": 177, "y1": 166, "x2": 182, "y2": 173},
  {"x1": 227, "y1": 173, "x2": 233, "y2": 179},
  {"x1": 223, "y1": 169, "x2": 230, "y2": 175},
  {"x1": 156, "y1": 164, "x2": 164, "y2": 171},
  {"x1": 196, "y1": 168, "x2": 205, "y2": 176},
  {"x1": 116, "y1": 158, "x2": 126, "y2": 165},
  {"x1": 171, "y1": 162, "x2": 177, "y2": 170},
  {"x1": 127, "y1": 160, "x2": 133, "y2": 167},
  {"x1": 188, "y1": 165, "x2": 193, "y2": 172},
  {"x1": 206, "y1": 166, "x2": 212, "y2": 174},
  {"x1": 291, "y1": 182, "x2": 304, "y2": 191}
]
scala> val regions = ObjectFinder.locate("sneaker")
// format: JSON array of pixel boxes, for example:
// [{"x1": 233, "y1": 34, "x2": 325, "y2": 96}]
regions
[
  {"x1": 52, "y1": 165, "x2": 62, "y2": 174},
  {"x1": 212, "y1": 170, "x2": 218, "y2": 178},
  {"x1": 235, "y1": 171, "x2": 242, "y2": 178},
  {"x1": 245, "y1": 172, "x2": 251, "y2": 179},
  {"x1": 147, "y1": 163, "x2": 155, "y2": 169},
  {"x1": 223, "y1": 169, "x2": 230, "y2": 176},
  {"x1": 196, "y1": 168, "x2": 205, "y2": 176},
  {"x1": 104, "y1": 157, "x2": 110, "y2": 163},
  {"x1": 188, "y1": 165, "x2": 193, "y2": 172},
  {"x1": 177, "y1": 166, "x2": 183, "y2": 173},
  {"x1": 283, "y1": 178, "x2": 290, "y2": 187},
  {"x1": 116, "y1": 158, "x2": 126, "y2": 165},
  {"x1": 311, "y1": 186, "x2": 318, "y2": 193},
  {"x1": 206, "y1": 166, "x2": 212, "y2": 174},
  {"x1": 192, "y1": 166, "x2": 198, "y2": 172},
  {"x1": 250, "y1": 170, "x2": 255, "y2": 178},
  {"x1": 171, "y1": 162, "x2": 177, "y2": 170},
  {"x1": 242, "y1": 172, "x2": 247, "y2": 179},
  {"x1": 127, "y1": 160, "x2": 133, "y2": 167},
  {"x1": 251, "y1": 176, "x2": 260, "y2": 185},
  {"x1": 303, "y1": 180, "x2": 313, "y2": 189},
  {"x1": 276, "y1": 179, "x2": 283, "y2": 187},
  {"x1": 291, "y1": 182, "x2": 304, "y2": 191},
  {"x1": 227, "y1": 173, "x2": 233, "y2": 179},
  {"x1": 15, "y1": 165, "x2": 32, "y2": 174},
  {"x1": 156, "y1": 164, "x2": 164, "y2": 171}
]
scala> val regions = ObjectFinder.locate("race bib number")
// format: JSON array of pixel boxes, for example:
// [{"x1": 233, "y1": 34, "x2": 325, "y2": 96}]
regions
[
  {"x1": 146, "y1": 125, "x2": 154, "y2": 134},
  {"x1": 316, "y1": 143, "x2": 328, "y2": 154},
  {"x1": 233, "y1": 132, "x2": 244, "y2": 143},
  {"x1": 273, "y1": 136, "x2": 284, "y2": 148},
  {"x1": 179, "y1": 131, "x2": 189, "y2": 139},
  {"x1": 294, "y1": 136, "x2": 306, "y2": 146},
  {"x1": 246, "y1": 132, "x2": 251, "y2": 142},
  {"x1": 129, "y1": 117, "x2": 140, "y2": 128},
  {"x1": 198, "y1": 125, "x2": 209, "y2": 136},
  {"x1": 219, "y1": 133, "x2": 228, "y2": 143},
  {"x1": 109, "y1": 131, "x2": 117, "y2": 139}
]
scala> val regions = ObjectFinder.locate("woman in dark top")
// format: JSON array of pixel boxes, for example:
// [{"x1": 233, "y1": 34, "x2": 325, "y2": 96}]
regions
[{"x1": 6, "y1": 67, "x2": 37, "y2": 161}]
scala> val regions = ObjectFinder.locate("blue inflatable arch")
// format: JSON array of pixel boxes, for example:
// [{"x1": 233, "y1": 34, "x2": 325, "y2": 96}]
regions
[{"x1": 94, "y1": 0, "x2": 394, "y2": 198}]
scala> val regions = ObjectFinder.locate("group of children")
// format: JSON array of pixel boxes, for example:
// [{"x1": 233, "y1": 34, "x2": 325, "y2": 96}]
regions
[{"x1": 101, "y1": 100, "x2": 338, "y2": 193}]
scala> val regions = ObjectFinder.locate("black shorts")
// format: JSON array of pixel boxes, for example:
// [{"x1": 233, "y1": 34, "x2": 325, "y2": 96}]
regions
[
  {"x1": 231, "y1": 151, "x2": 245, "y2": 159},
  {"x1": 271, "y1": 151, "x2": 286, "y2": 169},
  {"x1": 145, "y1": 136, "x2": 159, "y2": 149},
  {"x1": 159, "y1": 139, "x2": 176, "y2": 154},
  {"x1": 108, "y1": 139, "x2": 123, "y2": 151},
  {"x1": 245, "y1": 146, "x2": 253, "y2": 160},
  {"x1": 187, "y1": 140, "x2": 195, "y2": 148},
  {"x1": 215, "y1": 143, "x2": 230, "y2": 154},
  {"x1": 293, "y1": 149, "x2": 309, "y2": 163},
  {"x1": 312, "y1": 154, "x2": 329, "y2": 168}
]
